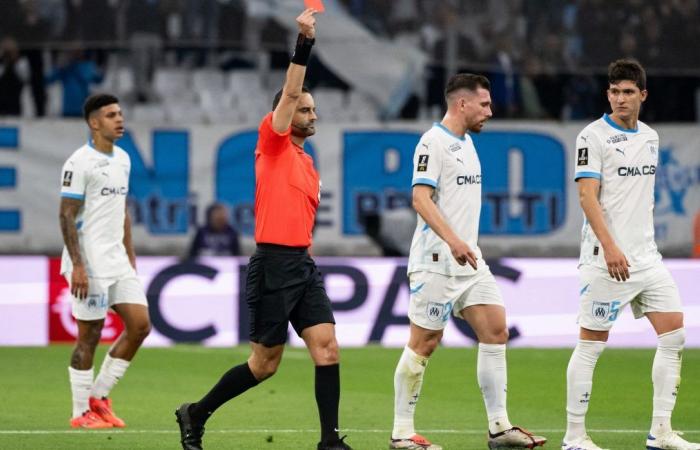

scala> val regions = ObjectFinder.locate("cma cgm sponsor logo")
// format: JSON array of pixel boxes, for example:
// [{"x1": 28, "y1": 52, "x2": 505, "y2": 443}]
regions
[
  {"x1": 456, "y1": 174, "x2": 482, "y2": 185},
  {"x1": 655, "y1": 147, "x2": 700, "y2": 216},
  {"x1": 101, "y1": 186, "x2": 128, "y2": 196},
  {"x1": 617, "y1": 165, "x2": 656, "y2": 176}
]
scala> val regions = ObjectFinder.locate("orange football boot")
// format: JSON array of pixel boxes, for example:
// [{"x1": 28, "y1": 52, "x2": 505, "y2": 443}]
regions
[
  {"x1": 89, "y1": 397, "x2": 126, "y2": 428},
  {"x1": 70, "y1": 411, "x2": 113, "y2": 429}
]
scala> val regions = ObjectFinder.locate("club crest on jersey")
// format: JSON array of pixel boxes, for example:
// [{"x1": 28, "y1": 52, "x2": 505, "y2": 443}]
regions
[
  {"x1": 426, "y1": 302, "x2": 443, "y2": 321},
  {"x1": 448, "y1": 142, "x2": 461, "y2": 152},
  {"x1": 648, "y1": 143, "x2": 658, "y2": 157},
  {"x1": 417, "y1": 154, "x2": 429, "y2": 172},
  {"x1": 591, "y1": 301, "x2": 610, "y2": 323},
  {"x1": 577, "y1": 148, "x2": 588, "y2": 166},
  {"x1": 62, "y1": 171, "x2": 73, "y2": 187}
]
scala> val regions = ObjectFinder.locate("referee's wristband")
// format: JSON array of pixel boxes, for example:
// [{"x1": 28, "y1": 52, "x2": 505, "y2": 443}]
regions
[{"x1": 291, "y1": 33, "x2": 315, "y2": 66}]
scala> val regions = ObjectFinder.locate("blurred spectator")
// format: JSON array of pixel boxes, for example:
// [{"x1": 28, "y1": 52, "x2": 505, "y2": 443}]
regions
[
  {"x1": 182, "y1": 0, "x2": 220, "y2": 66},
  {"x1": 561, "y1": 74, "x2": 599, "y2": 120},
  {"x1": 126, "y1": 0, "x2": 163, "y2": 103},
  {"x1": 17, "y1": 0, "x2": 50, "y2": 116},
  {"x1": 187, "y1": 203, "x2": 241, "y2": 258},
  {"x1": 518, "y1": 54, "x2": 547, "y2": 119},
  {"x1": 36, "y1": 0, "x2": 66, "y2": 40},
  {"x1": 488, "y1": 33, "x2": 520, "y2": 118},
  {"x1": 63, "y1": 0, "x2": 117, "y2": 68},
  {"x1": 46, "y1": 46, "x2": 104, "y2": 117},
  {"x1": 0, "y1": 37, "x2": 29, "y2": 116}
]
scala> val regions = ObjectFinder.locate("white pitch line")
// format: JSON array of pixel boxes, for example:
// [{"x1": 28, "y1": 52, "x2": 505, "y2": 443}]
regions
[{"x1": 1, "y1": 429, "x2": 699, "y2": 435}]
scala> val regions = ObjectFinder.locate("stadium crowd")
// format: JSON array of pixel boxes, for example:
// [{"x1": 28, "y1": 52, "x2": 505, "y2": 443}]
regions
[{"x1": 1, "y1": 0, "x2": 699, "y2": 121}]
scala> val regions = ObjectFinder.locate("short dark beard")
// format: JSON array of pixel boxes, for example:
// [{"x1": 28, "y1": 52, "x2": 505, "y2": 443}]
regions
[{"x1": 291, "y1": 123, "x2": 315, "y2": 138}]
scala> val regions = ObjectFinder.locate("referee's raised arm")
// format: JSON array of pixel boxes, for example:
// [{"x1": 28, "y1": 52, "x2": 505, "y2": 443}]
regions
[{"x1": 272, "y1": 8, "x2": 317, "y2": 133}]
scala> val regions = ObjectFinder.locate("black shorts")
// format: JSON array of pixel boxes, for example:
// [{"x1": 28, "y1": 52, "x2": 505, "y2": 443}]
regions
[{"x1": 246, "y1": 244, "x2": 336, "y2": 346}]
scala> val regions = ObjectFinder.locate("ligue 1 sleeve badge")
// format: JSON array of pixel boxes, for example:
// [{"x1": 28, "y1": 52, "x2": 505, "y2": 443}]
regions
[
  {"x1": 577, "y1": 148, "x2": 588, "y2": 166},
  {"x1": 63, "y1": 171, "x2": 73, "y2": 187}
]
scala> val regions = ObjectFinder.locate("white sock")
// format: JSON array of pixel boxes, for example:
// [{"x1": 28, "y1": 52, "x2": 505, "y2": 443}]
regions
[
  {"x1": 392, "y1": 346, "x2": 428, "y2": 439},
  {"x1": 650, "y1": 329, "x2": 684, "y2": 437},
  {"x1": 565, "y1": 340, "x2": 605, "y2": 442},
  {"x1": 91, "y1": 354, "x2": 130, "y2": 399},
  {"x1": 69, "y1": 366, "x2": 94, "y2": 418},
  {"x1": 477, "y1": 343, "x2": 512, "y2": 434}
]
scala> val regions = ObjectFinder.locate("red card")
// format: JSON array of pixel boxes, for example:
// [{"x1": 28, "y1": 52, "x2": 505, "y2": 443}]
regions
[{"x1": 304, "y1": 0, "x2": 325, "y2": 13}]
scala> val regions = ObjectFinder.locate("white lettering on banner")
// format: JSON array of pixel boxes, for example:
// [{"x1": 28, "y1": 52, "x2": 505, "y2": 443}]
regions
[
  {"x1": 0, "y1": 121, "x2": 698, "y2": 256},
  {"x1": 1, "y1": 257, "x2": 699, "y2": 348}
]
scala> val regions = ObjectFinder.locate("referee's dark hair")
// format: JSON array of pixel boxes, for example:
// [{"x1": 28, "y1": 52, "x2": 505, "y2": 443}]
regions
[
  {"x1": 272, "y1": 86, "x2": 312, "y2": 111},
  {"x1": 444, "y1": 74, "x2": 491, "y2": 101},
  {"x1": 608, "y1": 58, "x2": 646, "y2": 91},
  {"x1": 83, "y1": 93, "x2": 119, "y2": 122}
]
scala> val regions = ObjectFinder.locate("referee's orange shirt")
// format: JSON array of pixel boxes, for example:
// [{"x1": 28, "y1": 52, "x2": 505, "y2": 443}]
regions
[{"x1": 254, "y1": 112, "x2": 320, "y2": 247}]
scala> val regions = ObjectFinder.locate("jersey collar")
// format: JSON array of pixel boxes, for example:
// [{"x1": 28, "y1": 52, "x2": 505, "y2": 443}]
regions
[
  {"x1": 603, "y1": 113, "x2": 638, "y2": 133},
  {"x1": 434, "y1": 122, "x2": 466, "y2": 141},
  {"x1": 87, "y1": 140, "x2": 115, "y2": 157}
]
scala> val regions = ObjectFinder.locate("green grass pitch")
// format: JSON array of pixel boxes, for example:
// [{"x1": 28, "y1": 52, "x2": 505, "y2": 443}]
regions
[{"x1": 0, "y1": 345, "x2": 698, "y2": 449}]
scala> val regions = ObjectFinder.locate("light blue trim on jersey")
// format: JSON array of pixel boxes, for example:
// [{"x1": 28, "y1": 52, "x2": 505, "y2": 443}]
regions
[
  {"x1": 61, "y1": 192, "x2": 85, "y2": 200},
  {"x1": 574, "y1": 171, "x2": 601, "y2": 181},
  {"x1": 413, "y1": 177, "x2": 438, "y2": 188},
  {"x1": 422, "y1": 223, "x2": 430, "y2": 232},
  {"x1": 409, "y1": 283, "x2": 425, "y2": 294},
  {"x1": 434, "y1": 122, "x2": 466, "y2": 141},
  {"x1": 603, "y1": 113, "x2": 638, "y2": 133},
  {"x1": 87, "y1": 140, "x2": 114, "y2": 158},
  {"x1": 76, "y1": 221, "x2": 83, "y2": 230}
]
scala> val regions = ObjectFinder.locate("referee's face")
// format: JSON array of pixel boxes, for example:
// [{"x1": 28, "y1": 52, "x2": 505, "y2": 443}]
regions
[{"x1": 291, "y1": 93, "x2": 317, "y2": 138}]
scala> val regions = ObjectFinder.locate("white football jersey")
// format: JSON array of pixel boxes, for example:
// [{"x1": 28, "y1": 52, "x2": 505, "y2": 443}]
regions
[
  {"x1": 574, "y1": 113, "x2": 661, "y2": 272},
  {"x1": 407, "y1": 123, "x2": 487, "y2": 276},
  {"x1": 60, "y1": 142, "x2": 132, "y2": 278}
]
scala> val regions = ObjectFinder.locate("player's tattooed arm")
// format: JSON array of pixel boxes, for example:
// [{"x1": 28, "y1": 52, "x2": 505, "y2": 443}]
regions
[
  {"x1": 123, "y1": 205, "x2": 136, "y2": 269},
  {"x1": 59, "y1": 197, "x2": 84, "y2": 267},
  {"x1": 60, "y1": 197, "x2": 89, "y2": 299}
]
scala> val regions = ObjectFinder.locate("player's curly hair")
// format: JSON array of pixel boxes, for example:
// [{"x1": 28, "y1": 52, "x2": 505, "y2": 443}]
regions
[
  {"x1": 608, "y1": 59, "x2": 646, "y2": 91},
  {"x1": 83, "y1": 93, "x2": 119, "y2": 122}
]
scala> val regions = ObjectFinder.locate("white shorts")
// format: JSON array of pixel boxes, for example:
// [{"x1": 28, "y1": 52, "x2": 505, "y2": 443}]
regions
[
  {"x1": 408, "y1": 269, "x2": 503, "y2": 331},
  {"x1": 578, "y1": 261, "x2": 682, "y2": 331},
  {"x1": 64, "y1": 268, "x2": 148, "y2": 321}
]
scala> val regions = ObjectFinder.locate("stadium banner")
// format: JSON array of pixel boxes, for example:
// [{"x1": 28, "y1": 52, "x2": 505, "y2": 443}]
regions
[
  {"x1": 0, "y1": 120, "x2": 699, "y2": 256},
  {"x1": 2, "y1": 256, "x2": 699, "y2": 348}
]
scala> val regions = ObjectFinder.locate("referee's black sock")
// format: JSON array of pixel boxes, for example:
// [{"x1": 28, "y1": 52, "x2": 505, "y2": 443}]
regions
[
  {"x1": 315, "y1": 363, "x2": 340, "y2": 443},
  {"x1": 189, "y1": 362, "x2": 259, "y2": 424}
]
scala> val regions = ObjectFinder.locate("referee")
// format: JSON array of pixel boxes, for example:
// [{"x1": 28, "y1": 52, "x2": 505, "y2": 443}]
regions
[{"x1": 176, "y1": 9, "x2": 352, "y2": 450}]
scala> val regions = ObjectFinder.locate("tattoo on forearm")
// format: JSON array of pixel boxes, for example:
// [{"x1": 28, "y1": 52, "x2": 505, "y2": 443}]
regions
[{"x1": 59, "y1": 198, "x2": 83, "y2": 266}]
